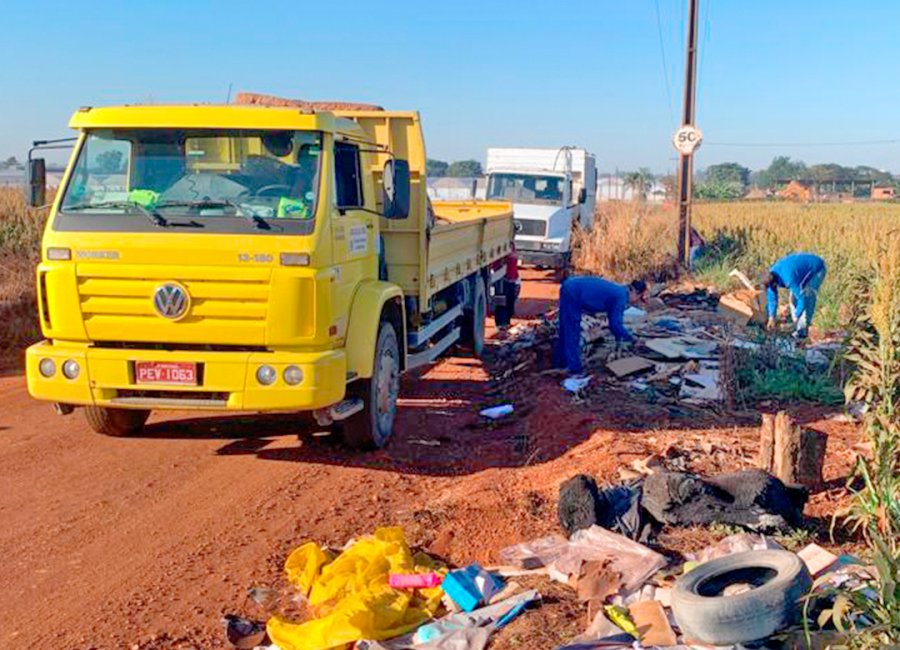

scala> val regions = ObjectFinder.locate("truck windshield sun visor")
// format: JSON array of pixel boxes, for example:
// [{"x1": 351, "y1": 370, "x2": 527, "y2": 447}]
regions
[{"x1": 55, "y1": 128, "x2": 322, "y2": 235}]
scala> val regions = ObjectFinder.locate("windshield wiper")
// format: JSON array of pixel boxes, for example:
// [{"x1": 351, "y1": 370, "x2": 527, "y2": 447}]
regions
[
  {"x1": 65, "y1": 201, "x2": 168, "y2": 227},
  {"x1": 156, "y1": 199, "x2": 270, "y2": 230}
]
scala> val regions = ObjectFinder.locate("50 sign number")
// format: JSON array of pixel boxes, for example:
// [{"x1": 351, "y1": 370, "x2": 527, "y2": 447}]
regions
[{"x1": 672, "y1": 125, "x2": 703, "y2": 155}]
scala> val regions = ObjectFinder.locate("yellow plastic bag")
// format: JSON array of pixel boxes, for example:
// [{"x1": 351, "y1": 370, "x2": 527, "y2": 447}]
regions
[{"x1": 267, "y1": 527, "x2": 444, "y2": 650}]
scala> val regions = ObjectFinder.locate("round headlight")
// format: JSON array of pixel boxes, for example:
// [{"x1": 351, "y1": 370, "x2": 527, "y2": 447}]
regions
[
  {"x1": 62, "y1": 359, "x2": 80, "y2": 380},
  {"x1": 283, "y1": 365, "x2": 304, "y2": 385},
  {"x1": 256, "y1": 365, "x2": 277, "y2": 386},
  {"x1": 39, "y1": 358, "x2": 56, "y2": 377}
]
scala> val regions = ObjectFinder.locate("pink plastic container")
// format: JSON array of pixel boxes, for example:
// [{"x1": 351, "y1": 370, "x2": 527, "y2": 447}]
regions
[{"x1": 388, "y1": 572, "x2": 443, "y2": 589}]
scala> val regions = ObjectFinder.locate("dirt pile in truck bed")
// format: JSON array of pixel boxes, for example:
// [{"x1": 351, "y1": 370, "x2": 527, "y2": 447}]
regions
[{"x1": 234, "y1": 92, "x2": 384, "y2": 112}]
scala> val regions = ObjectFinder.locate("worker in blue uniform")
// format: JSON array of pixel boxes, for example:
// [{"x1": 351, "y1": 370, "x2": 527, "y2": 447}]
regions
[
  {"x1": 555, "y1": 277, "x2": 648, "y2": 375},
  {"x1": 763, "y1": 252, "x2": 827, "y2": 339}
]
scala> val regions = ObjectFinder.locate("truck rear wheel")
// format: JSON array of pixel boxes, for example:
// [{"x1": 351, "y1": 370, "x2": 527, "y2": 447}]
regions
[
  {"x1": 460, "y1": 275, "x2": 487, "y2": 357},
  {"x1": 342, "y1": 321, "x2": 400, "y2": 450},
  {"x1": 84, "y1": 406, "x2": 150, "y2": 437}
]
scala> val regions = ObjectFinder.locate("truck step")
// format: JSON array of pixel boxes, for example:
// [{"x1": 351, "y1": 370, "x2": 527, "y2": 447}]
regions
[{"x1": 314, "y1": 398, "x2": 365, "y2": 426}]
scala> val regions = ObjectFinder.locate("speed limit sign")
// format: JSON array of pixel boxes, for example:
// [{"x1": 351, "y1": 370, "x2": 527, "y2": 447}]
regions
[{"x1": 673, "y1": 125, "x2": 703, "y2": 155}]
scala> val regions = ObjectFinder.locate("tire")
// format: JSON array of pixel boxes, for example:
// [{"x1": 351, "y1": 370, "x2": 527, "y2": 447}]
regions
[
  {"x1": 84, "y1": 406, "x2": 150, "y2": 437},
  {"x1": 342, "y1": 321, "x2": 400, "y2": 450},
  {"x1": 671, "y1": 550, "x2": 813, "y2": 646},
  {"x1": 460, "y1": 274, "x2": 487, "y2": 357}
]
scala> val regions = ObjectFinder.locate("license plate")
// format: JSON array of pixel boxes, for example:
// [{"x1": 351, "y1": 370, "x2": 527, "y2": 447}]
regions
[{"x1": 135, "y1": 361, "x2": 198, "y2": 386}]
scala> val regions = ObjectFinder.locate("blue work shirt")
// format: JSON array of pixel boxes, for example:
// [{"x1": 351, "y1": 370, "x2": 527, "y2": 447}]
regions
[
  {"x1": 562, "y1": 276, "x2": 634, "y2": 342},
  {"x1": 766, "y1": 253, "x2": 827, "y2": 320}
]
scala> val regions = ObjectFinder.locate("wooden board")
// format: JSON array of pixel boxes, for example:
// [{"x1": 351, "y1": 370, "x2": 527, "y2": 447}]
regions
[
  {"x1": 645, "y1": 337, "x2": 717, "y2": 360},
  {"x1": 606, "y1": 356, "x2": 655, "y2": 378}
]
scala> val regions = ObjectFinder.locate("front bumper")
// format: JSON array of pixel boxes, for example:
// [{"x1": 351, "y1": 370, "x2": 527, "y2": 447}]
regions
[
  {"x1": 26, "y1": 341, "x2": 347, "y2": 411},
  {"x1": 517, "y1": 249, "x2": 570, "y2": 268}
]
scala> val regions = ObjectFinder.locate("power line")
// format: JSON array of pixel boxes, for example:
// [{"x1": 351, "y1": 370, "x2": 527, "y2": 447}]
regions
[
  {"x1": 705, "y1": 138, "x2": 900, "y2": 148},
  {"x1": 654, "y1": 0, "x2": 676, "y2": 128}
]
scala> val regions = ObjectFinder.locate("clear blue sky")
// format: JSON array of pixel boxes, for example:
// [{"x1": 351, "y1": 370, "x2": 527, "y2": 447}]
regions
[{"x1": 2, "y1": 0, "x2": 899, "y2": 174}]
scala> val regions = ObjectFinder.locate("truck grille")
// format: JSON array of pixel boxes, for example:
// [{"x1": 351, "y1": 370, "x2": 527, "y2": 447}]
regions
[
  {"x1": 76, "y1": 265, "x2": 271, "y2": 344},
  {"x1": 514, "y1": 218, "x2": 546, "y2": 237}
]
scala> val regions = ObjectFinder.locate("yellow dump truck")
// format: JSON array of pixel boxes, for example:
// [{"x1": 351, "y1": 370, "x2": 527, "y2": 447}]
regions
[{"x1": 25, "y1": 100, "x2": 515, "y2": 448}]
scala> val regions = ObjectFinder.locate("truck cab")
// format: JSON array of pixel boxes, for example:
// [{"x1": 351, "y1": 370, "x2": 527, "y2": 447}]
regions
[
  {"x1": 485, "y1": 147, "x2": 597, "y2": 269},
  {"x1": 25, "y1": 101, "x2": 514, "y2": 448}
]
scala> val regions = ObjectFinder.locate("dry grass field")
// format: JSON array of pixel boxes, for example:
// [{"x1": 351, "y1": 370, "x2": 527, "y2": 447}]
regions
[
  {"x1": 0, "y1": 187, "x2": 45, "y2": 353},
  {"x1": 575, "y1": 200, "x2": 900, "y2": 330},
  {"x1": 3, "y1": 190, "x2": 899, "y2": 354}
]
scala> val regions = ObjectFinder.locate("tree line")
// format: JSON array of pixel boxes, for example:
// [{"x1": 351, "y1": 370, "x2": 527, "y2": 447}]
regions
[{"x1": 693, "y1": 157, "x2": 898, "y2": 200}]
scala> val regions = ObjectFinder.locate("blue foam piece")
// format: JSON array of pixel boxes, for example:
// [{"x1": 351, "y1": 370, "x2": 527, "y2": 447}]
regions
[{"x1": 441, "y1": 564, "x2": 504, "y2": 612}]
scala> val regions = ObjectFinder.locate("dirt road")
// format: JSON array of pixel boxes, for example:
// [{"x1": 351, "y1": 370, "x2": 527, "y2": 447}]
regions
[{"x1": 0, "y1": 272, "x2": 859, "y2": 650}]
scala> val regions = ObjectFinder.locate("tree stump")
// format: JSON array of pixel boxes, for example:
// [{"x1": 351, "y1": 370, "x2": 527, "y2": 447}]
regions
[
  {"x1": 757, "y1": 411, "x2": 826, "y2": 490},
  {"x1": 758, "y1": 413, "x2": 776, "y2": 471}
]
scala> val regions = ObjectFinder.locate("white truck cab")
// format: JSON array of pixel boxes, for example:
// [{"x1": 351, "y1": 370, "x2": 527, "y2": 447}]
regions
[{"x1": 485, "y1": 147, "x2": 597, "y2": 269}]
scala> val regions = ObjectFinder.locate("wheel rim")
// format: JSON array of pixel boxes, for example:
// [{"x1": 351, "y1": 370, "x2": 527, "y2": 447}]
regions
[{"x1": 374, "y1": 339, "x2": 399, "y2": 442}]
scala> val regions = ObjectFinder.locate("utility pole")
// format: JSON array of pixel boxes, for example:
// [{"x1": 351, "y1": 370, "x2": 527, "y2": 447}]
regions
[{"x1": 675, "y1": 0, "x2": 701, "y2": 267}]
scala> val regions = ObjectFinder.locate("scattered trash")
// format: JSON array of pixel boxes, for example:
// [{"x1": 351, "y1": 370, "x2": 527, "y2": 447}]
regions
[
  {"x1": 627, "y1": 599, "x2": 677, "y2": 646},
  {"x1": 442, "y1": 564, "x2": 504, "y2": 612},
  {"x1": 560, "y1": 469, "x2": 807, "y2": 542},
  {"x1": 796, "y1": 543, "x2": 841, "y2": 577},
  {"x1": 357, "y1": 589, "x2": 540, "y2": 650},
  {"x1": 267, "y1": 527, "x2": 445, "y2": 650},
  {"x1": 562, "y1": 375, "x2": 592, "y2": 393},
  {"x1": 409, "y1": 439, "x2": 442, "y2": 447},
  {"x1": 224, "y1": 614, "x2": 268, "y2": 649},
  {"x1": 645, "y1": 336, "x2": 717, "y2": 360},
  {"x1": 622, "y1": 306, "x2": 647, "y2": 322},
  {"x1": 547, "y1": 525, "x2": 667, "y2": 593},
  {"x1": 389, "y1": 572, "x2": 443, "y2": 589},
  {"x1": 479, "y1": 404, "x2": 514, "y2": 420},
  {"x1": 605, "y1": 356, "x2": 655, "y2": 378},
  {"x1": 686, "y1": 532, "x2": 783, "y2": 564}
]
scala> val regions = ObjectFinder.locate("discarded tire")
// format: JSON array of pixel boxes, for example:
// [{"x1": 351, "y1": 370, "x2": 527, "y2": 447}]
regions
[{"x1": 671, "y1": 550, "x2": 812, "y2": 645}]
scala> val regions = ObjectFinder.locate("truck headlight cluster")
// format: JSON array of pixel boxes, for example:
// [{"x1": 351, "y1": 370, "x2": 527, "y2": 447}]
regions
[
  {"x1": 256, "y1": 365, "x2": 277, "y2": 386},
  {"x1": 62, "y1": 359, "x2": 80, "y2": 379},
  {"x1": 283, "y1": 365, "x2": 304, "y2": 385},
  {"x1": 39, "y1": 358, "x2": 56, "y2": 377}
]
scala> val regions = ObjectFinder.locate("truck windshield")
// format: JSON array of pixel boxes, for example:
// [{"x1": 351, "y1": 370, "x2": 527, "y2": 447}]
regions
[
  {"x1": 57, "y1": 129, "x2": 323, "y2": 234},
  {"x1": 486, "y1": 173, "x2": 564, "y2": 206}
]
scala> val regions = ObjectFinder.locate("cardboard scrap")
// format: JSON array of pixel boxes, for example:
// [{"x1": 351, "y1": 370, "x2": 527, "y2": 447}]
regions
[
  {"x1": 606, "y1": 356, "x2": 655, "y2": 378},
  {"x1": 575, "y1": 560, "x2": 623, "y2": 605},
  {"x1": 628, "y1": 600, "x2": 678, "y2": 646},
  {"x1": 798, "y1": 543, "x2": 840, "y2": 577},
  {"x1": 646, "y1": 337, "x2": 717, "y2": 360},
  {"x1": 719, "y1": 288, "x2": 767, "y2": 325}
]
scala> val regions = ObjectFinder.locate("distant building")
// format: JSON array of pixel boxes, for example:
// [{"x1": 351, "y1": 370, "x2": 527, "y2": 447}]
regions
[
  {"x1": 426, "y1": 177, "x2": 484, "y2": 201},
  {"x1": 872, "y1": 186, "x2": 896, "y2": 201},
  {"x1": 597, "y1": 175, "x2": 666, "y2": 203}
]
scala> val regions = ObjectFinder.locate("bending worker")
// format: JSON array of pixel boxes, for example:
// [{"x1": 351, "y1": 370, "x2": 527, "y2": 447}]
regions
[
  {"x1": 763, "y1": 252, "x2": 827, "y2": 339},
  {"x1": 555, "y1": 276, "x2": 647, "y2": 376}
]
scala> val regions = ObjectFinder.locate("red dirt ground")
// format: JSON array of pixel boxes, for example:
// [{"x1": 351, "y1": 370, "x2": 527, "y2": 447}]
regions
[{"x1": 0, "y1": 270, "x2": 863, "y2": 650}]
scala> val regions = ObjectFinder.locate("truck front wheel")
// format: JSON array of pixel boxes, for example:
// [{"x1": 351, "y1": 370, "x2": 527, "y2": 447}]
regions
[
  {"x1": 461, "y1": 275, "x2": 487, "y2": 357},
  {"x1": 84, "y1": 406, "x2": 150, "y2": 437},
  {"x1": 342, "y1": 321, "x2": 400, "y2": 450}
]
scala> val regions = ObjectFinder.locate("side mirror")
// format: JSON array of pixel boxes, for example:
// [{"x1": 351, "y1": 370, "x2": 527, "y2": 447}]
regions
[
  {"x1": 577, "y1": 187, "x2": 587, "y2": 204},
  {"x1": 26, "y1": 157, "x2": 47, "y2": 207},
  {"x1": 383, "y1": 159, "x2": 410, "y2": 219}
]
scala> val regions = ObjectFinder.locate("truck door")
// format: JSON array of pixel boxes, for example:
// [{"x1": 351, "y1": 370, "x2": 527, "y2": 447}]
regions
[{"x1": 331, "y1": 140, "x2": 377, "y2": 342}]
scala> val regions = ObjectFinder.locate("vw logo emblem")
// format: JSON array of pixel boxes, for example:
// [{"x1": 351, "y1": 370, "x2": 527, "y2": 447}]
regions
[{"x1": 153, "y1": 283, "x2": 190, "y2": 320}]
